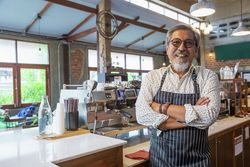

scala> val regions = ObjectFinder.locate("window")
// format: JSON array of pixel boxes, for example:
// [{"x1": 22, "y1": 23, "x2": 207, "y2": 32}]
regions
[
  {"x1": 0, "y1": 39, "x2": 49, "y2": 108},
  {"x1": 130, "y1": 0, "x2": 148, "y2": 8},
  {"x1": 87, "y1": 49, "x2": 154, "y2": 82},
  {"x1": 0, "y1": 67, "x2": 14, "y2": 105},
  {"x1": 111, "y1": 52, "x2": 125, "y2": 68},
  {"x1": 17, "y1": 41, "x2": 49, "y2": 64},
  {"x1": 178, "y1": 14, "x2": 190, "y2": 24},
  {"x1": 88, "y1": 49, "x2": 98, "y2": 68},
  {"x1": 127, "y1": 72, "x2": 140, "y2": 81},
  {"x1": 20, "y1": 68, "x2": 46, "y2": 103},
  {"x1": 164, "y1": 8, "x2": 177, "y2": 20},
  {"x1": 89, "y1": 70, "x2": 98, "y2": 81},
  {"x1": 0, "y1": 39, "x2": 16, "y2": 63},
  {"x1": 149, "y1": 2, "x2": 164, "y2": 15},
  {"x1": 141, "y1": 56, "x2": 153, "y2": 70},
  {"x1": 126, "y1": 54, "x2": 140, "y2": 70}
]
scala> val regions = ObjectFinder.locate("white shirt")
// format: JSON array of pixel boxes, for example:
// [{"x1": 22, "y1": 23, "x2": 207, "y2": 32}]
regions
[{"x1": 135, "y1": 65, "x2": 220, "y2": 130}]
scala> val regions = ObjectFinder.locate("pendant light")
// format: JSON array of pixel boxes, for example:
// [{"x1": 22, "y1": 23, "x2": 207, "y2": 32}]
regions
[
  {"x1": 231, "y1": 0, "x2": 250, "y2": 36},
  {"x1": 190, "y1": 0, "x2": 215, "y2": 17}
]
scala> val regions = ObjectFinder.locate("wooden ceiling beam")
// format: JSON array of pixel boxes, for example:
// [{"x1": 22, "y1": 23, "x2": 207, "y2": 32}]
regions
[
  {"x1": 146, "y1": 41, "x2": 165, "y2": 52},
  {"x1": 67, "y1": 27, "x2": 96, "y2": 41},
  {"x1": 46, "y1": 0, "x2": 167, "y2": 33},
  {"x1": 126, "y1": 24, "x2": 166, "y2": 48},
  {"x1": 46, "y1": 0, "x2": 97, "y2": 14},
  {"x1": 66, "y1": 13, "x2": 95, "y2": 36},
  {"x1": 117, "y1": 16, "x2": 140, "y2": 33},
  {"x1": 114, "y1": 14, "x2": 167, "y2": 33},
  {"x1": 25, "y1": 2, "x2": 52, "y2": 33}
]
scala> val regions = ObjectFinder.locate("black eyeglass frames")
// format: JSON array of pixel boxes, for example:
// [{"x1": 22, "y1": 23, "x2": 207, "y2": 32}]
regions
[{"x1": 170, "y1": 38, "x2": 195, "y2": 48}]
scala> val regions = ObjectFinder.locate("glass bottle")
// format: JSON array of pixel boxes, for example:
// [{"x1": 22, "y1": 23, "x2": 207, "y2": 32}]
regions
[{"x1": 38, "y1": 96, "x2": 53, "y2": 136}]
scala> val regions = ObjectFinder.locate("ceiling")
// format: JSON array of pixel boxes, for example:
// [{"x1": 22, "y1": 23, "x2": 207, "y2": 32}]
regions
[
  {"x1": 0, "y1": 0, "x2": 191, "y2": 54},
  {"x1": 0, "y1": 0, "x2": 246, "y2": 54}
]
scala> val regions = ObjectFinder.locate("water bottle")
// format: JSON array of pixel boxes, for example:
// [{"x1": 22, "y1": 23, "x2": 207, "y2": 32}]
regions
[{"x1": 38, "y1": 96, "x2": 53, "y2": 136}]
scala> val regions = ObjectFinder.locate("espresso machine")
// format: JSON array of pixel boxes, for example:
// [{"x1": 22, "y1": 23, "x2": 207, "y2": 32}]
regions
[{"x1": 87, "y1": 87, "x2": 138, "y2": 134}]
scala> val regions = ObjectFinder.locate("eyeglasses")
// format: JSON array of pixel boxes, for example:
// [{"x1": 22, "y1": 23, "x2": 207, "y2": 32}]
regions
[{"x1": 170, "y1": 38, "x2": 195, "y2": 48}]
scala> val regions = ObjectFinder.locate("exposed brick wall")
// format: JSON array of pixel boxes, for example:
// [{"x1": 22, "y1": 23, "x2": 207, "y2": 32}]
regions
[
  {"x1": 204, "y1": 51, "x2": 250, "y2": 71},
  {"x1": 70, "y1": 49, "x2": 84, "y2": 83}
]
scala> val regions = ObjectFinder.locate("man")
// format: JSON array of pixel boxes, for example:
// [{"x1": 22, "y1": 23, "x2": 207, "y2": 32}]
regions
[{"x1": 136, "y1": 24, "x2": 220, "y2": 167}]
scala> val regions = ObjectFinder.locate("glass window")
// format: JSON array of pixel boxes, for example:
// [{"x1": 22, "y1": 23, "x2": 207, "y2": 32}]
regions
[
  {"x1": 141, "y1": 72, "x2": 148, "y2": 80},
  {"x1": 20, "y1": 68, "x2": 46, "y2": 103},
  {"x1": 130, "y1": 0, "x2": 148, "y2": 8},
  {"x1": 0, "y1": 39, "x2": 16, "y2": 63},
  {"x1": 17, "y1": 41, "x2": 49, "y2": 64},
  {"x1": 0, "y1": 68, "x2": 14, "y2": 105},
  {"x1": 141, "y1": 56, "x2": 153, "y2": 70},
  {"x1": 126, "y1": 54, "x2": 140, "y2": 70},
  {"x1": 88, "y1": 49, "x2": 97, "y2": 68},
  {"x1": 178, "y1": 14, "x2": 190, "y2": 24},
  {"x1": 127, "y1": 72, "x2": 139, "y2": 81},
  {"x1": 191, "y1": 20, "x2": 200, "y2": 29},
  {"x1": 164, "y1": 8, "x2": 177, "y2": 20},
  {"x1": 89, "y1": 71, "x2": 98, "y2": 81},
  {"x1": 111, "y1": 52, "x2": 125, "y2": 69},
  {"x1": 149, "y1": 2, "x2": 164, "y2": 15}
]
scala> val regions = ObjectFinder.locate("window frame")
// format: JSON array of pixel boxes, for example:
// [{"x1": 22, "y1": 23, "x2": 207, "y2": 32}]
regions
[
  {"x1": 0, "y1": 38, "x2": 50, "y2": 109},
  {"x1": 87, "y1": 49, "x2": 153, "y2": 81}
]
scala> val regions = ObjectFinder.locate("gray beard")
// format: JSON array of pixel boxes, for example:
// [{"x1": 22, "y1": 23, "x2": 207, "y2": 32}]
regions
[{"x1": 171, "y1": 61, "x2": 190, "y2": 72}]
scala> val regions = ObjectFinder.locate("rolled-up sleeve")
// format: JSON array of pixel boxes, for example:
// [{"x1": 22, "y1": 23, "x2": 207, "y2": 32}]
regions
[
  {"x1": 184, "y1": 71, "x2": 220, "y2": 129},
  {"x1": 135, "y1": 72, "x2": 168, "y2": 128}
]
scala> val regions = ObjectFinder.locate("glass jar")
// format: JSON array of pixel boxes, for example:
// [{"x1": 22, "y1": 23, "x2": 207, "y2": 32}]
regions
[{"x1": 38, "y1": 96, "x2": 53, "y2": 135}]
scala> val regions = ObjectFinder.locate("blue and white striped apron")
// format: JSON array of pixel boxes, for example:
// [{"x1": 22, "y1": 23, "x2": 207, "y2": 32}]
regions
[{"x1": 150, "y1": 69, "x2": 210, "y2": 167}]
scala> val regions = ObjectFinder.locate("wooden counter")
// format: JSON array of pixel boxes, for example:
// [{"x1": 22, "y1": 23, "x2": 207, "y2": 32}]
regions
[{"x1": 123, "y1": 116, "x2": 250, "y2": 167}]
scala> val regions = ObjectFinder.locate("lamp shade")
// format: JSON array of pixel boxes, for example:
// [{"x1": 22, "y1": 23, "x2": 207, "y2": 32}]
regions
[
  {"x1": 190, "y1": 0, "x2": 215, "y2": 17},
  {"x1": 231, "y1": 21, "x2": 250, "y2": 36}
]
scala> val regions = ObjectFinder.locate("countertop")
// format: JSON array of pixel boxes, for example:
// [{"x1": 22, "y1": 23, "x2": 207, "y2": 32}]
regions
[
  {"x1": 123, "y1": 116, "x2": 250, "y2": 167},
  {"x1": 0, "y1": 128, "x2": 126, "y2": 167}
]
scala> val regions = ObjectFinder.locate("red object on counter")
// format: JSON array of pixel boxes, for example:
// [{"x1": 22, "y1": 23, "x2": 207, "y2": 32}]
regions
[{"x1": 125, "y1": 150, "x2": 149, "y2": 160}]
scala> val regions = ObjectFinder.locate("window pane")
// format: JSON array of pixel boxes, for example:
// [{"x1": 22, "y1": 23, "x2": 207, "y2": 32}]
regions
[
  {"x1": 0, "y1": 68, "x2": 14, "y2": 105},
  {"x1": 141, "y1": 72, "x2": 148, "y2": 80},
  {"x1": 111, "y1": 52, "x2": 125, "y2": 69},
  {"x1": 149, "y1": 2, "x2": 164, "y2": 14},
  {"x1": 126, "y1": 54, "x2": 140, "y2": 70},
  {"x1": 178, "y1": 14, "x2": 190, "y2": 24},
  {"x1": 0, "y1": 39, "x2": 16, "y2": 63},
  {"x1": 130, "y1": 0, "x2": 148, "y2": 8},
  {"x1": 88, "y1": 50, "x2": 97, "y2": 68},
  {"x1": 127, "y1": 72, "x2": 139, "y2": 81},
  {"x1": 89, "y1": 71, "x2": 97, "y2": 81},
  {"x1": 164, "y1": 8, "x2": 177, "y2": 20},
  {"x1": 141, "y1": 56, "x2": 153, "y2": 70},
  {"x1": 20, "y1": 68, "x2": 46, "y2": 103},
  {"x1": 17, "y1": 41, "x2": 49, "y2": 65}
]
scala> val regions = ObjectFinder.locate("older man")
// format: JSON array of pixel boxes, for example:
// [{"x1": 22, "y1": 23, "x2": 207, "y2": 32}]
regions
[{"x1": 136, "y1": 24, "x2": 220, "y2": 167}]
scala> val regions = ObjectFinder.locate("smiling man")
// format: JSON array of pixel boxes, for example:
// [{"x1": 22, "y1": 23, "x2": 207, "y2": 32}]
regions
[{"x1": 136, "y1": 24, "x2": 220, "y2": 167}]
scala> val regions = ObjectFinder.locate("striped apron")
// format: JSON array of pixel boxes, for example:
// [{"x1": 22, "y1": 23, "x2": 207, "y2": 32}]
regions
[{"x1": 150, "y1": 69, "x2": 210, "y2": 167}]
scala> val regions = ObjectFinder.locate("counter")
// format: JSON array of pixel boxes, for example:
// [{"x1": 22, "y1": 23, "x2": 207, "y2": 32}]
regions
[
  {"x1": 123, "y1": 116, "x2": 250, "y2": 167},
  {"x1": 0, "y1": 128, "x2": 126, "y2": 167}
]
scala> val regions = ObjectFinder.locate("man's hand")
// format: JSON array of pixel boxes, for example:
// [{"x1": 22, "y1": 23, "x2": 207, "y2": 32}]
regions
[
  {"x1": 150, "y1": 101, "x2": 161, "y2": 112},
  {"x1": 196, "y1": 97, "x2": 210, "y2": 106}
]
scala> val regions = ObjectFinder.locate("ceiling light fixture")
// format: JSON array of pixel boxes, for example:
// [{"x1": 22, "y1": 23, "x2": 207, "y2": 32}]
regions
[
  {"x1": 231, "y1": 0, "x2": 250, "y2": 36},
  {"x1": 190, "y1": 0, "x2": 215, "y2": 17}
]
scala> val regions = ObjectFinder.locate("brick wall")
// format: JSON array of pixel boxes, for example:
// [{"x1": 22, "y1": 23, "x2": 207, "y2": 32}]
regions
[{"x1": 204, "y1": 51, "x2": 250, "y2": 71}]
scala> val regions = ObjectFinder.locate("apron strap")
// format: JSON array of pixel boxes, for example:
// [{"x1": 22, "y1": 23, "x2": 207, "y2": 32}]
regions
[
  {"x1": 192, "y1": 68, "x2": 200, "y2": 95},
  {"x1": 159, "y1": 70, "x2": 169, "y2": 90}
]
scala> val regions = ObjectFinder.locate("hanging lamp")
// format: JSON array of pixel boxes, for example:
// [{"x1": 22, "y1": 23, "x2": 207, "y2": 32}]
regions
[
  {"x1": 231, "y1": 0, "x2": 250, "y2": 36},
  {"x1": 190, "y1": 0, "x2": 215, "y2": 17}
]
